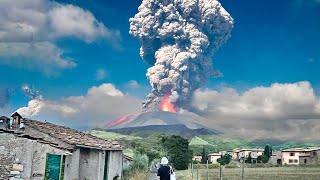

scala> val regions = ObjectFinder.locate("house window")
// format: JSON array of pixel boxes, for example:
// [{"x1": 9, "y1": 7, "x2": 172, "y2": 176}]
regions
[
  {"x1": 313, "y1": 152, "x2": 317, "y2": 156},
  {"x1": 290, "y1": 153, "x2": 295, "y2": 156},
  {"x1": 304, "y1": 159, "x2": 307, "y2": 163},
  {"x1": 289, "y1": 159, "x2": 293, "y2": 163},
  {"x1": 294, "y1": 159, "x2": 298, "y2": 163}
]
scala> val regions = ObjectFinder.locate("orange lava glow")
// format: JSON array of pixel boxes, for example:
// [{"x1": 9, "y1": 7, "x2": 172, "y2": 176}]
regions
[
  {"x1": 105, "y1": 114, "x2": 133, "y2": 127},
  {"x1": 160, "y1": 94, "x2": 176, "y2": 112}
]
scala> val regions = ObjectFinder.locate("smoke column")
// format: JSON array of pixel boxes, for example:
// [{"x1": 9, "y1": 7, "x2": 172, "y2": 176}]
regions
[
  {"x1": 16, "y1": 85, "x2": 44, "y2": 116},
  {"x1": 130, "y1": 0, "x2": 234, "y2": 111}
]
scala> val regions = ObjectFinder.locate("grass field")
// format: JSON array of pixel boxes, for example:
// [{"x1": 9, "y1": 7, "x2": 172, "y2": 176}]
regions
[{"x1": 176, "y1": 167, "x2": 320, "y2": 180}]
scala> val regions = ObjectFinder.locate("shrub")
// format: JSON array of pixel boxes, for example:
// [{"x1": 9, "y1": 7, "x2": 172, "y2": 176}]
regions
[{"x1": 123, "y1": 151, "x2": 149, "y2": 180}]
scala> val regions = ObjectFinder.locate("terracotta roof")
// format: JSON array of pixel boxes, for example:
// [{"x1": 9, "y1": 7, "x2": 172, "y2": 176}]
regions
[{"x1": 24, "y1": 119, "x2": 122, "y2": 150}]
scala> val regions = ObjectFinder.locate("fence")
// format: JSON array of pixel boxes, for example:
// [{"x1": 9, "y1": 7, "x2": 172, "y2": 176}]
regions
[{"x1": 190, "y1": 158, "x2": 245, "y2": 180}]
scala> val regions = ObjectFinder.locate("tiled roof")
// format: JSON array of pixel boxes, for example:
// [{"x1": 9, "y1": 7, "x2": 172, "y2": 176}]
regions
[
  {"x1": 281, "y1": 147, "x2": 320, "y2": 152},
  {"x1": 24, "y1": 119, "x2": 122, "y2": 150}
]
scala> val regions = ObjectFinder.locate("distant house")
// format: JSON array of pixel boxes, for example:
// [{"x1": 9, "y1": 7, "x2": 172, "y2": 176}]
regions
[
  {"x1": 192, "y1": 156, "x2": 202, "y2": 162},
  {"x1": 220, "y1": 148, "x2": 264, "y2": 162},
  {"x1": 281, "y1": 147, "x2": 320, "y2": 165},
  {"x1": 0, "y1": 113, "x2": 123, "y2": 180},
  {"x1": 270, "y1": 151, "x2": 282, "y2": 165},
  {"x1": 208, "y1": 153, "x2": 221, "y2": 163}
]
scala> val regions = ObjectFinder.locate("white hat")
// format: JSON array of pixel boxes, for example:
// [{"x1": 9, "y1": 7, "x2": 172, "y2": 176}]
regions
[{"x1": 161, "y1": 157, "x2": 169, "y2": 165}]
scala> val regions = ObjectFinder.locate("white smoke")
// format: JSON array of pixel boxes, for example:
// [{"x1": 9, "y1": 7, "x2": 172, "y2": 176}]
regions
[
  {"x1": 16, "y1": 85, "x2": 44, "y2": 116},
  {"x1": 130, "y1": 0, "x2": 234, "y2": 110}
]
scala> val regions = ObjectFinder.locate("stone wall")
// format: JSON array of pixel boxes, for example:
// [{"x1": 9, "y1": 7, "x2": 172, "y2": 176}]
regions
[
  {"x1": 79, "y1": 148, "x2": 106, "y2": 180},
  {"x1": 0, "y1": 133, "x2": 67, "y2": 180}
]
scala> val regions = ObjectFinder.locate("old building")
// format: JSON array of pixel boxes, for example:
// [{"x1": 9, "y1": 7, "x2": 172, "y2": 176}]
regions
[{"x1": 0, "y1": 113, "x2": 123, "y2": 180}]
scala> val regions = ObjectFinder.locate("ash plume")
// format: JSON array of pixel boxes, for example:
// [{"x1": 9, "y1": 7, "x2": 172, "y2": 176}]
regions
[
  {"x1": 16, "y1": 85, "x2": 44, "y2": 116},
  {"x1": 130, "y1": 0, "x2": 234, "y2": 110}
]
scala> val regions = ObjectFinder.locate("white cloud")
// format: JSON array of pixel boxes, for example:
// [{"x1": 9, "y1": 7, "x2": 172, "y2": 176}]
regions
[
  {"x1": 18, "y1": 83, "x2": 141, "y2": 128},
  {"x1": 0, "y1": 42, "x2": 76, "y2": 71},
  {"x1": 0, "y1": 0, "x2": 120, "y2": 73},
  {"x1": 125, "y1": 80, "x2": 140, "y2": 89},
  {"x1": 48, "y1": 4, "x2": 120, "y2": 43},
  {"x1": 95, "y1": 68, "x2": 108, "y2": 80},
  {"x1": 192, "y1": 81, "x2": 320, "y2": 140}
]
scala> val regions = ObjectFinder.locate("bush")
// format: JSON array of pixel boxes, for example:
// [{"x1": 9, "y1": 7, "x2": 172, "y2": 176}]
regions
[
  {"x1": 217, "y1": 154, "x2": 232, "y2": 165},
  {"x1": 123, "y1": 151, "x2": 149, "y2": 180}
]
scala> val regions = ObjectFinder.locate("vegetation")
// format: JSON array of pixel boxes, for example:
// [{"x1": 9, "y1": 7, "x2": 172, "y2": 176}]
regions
[
  {"x1": 175, "y1": 166, "x2": 320, "y2": 180},
  {"x1": 161, "y1": 135, "x2": 193, "y2": 170},
  {"x1": 123, "y1": 151, "x2": 149, "y2": 180},
  {"x1": 247, "y1": 152, "x2": 252, "y2": 163},
  {"x1": 217, "y1": 154, "x2": 232, "y2": 165},
  {"x1": 201, "y1": 147, "x2": 208, "y2": 164},
  {"x1": 264, "y1": 144, "x2": 272, "y2": 159},
  {"x1": 257, "y1": 155, "x2": 269, "y2": 163}
]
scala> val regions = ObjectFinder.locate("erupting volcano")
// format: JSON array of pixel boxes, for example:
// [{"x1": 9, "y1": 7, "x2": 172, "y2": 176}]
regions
[
  {"x1": 104, "y1": 0, "x2": 233, "y2": 134},
  {"x1": 160, "y1": 94, "x2": 176, "y2": 112},
  {"x1": 130, "y1": 0, "x2": 234, "y2": 111}
]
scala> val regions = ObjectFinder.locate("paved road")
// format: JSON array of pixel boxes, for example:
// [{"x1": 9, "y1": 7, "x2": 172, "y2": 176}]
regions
[{"x1": 149, "y1": 168, "x2": 157, "y2": 180}]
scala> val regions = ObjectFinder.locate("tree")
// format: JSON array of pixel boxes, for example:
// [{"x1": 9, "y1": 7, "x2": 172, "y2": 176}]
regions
[
  {"x1": 264, "y1": 144, "x2": 271, "y2": 159},
  {"x1": 161, "y1": 135, "x2": 193, "y2": 170},
  {"x1": 257, "y1": 155, "x2": 269, "y2": 163},
  {"x1": 201, "y1": 147, "x2": 208, "y2": 164},
  {"x1": 217, "y1": 154, "x2": 232, "y2": 165},
  {"x1": 247, "y1": 152, "x2": 252, "y2": 163}
]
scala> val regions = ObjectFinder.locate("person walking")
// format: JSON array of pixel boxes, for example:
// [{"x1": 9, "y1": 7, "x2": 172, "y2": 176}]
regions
[{"x1": 157, "y1": 157, "x2": 171, "y2": 180}]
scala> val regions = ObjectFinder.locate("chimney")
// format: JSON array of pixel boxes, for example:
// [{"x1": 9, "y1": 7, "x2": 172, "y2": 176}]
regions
[
  {"x1": 11, "y1": 112, "x2": 23, "y2": 130},
  {"x1": 0, "y1": 116, "x2": 10, "y2": 130}
]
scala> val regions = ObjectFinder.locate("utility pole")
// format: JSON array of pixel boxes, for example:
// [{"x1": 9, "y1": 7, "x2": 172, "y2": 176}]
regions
[
  {"x1": 241, "y1": 157, "x2": 245, "y2": 180},
  {"x1": 206, "y1": 160, "x2": 209, "y2": 180},
  {"x1": 219, "y1": 154, "x2": 223, "y2": 180}
]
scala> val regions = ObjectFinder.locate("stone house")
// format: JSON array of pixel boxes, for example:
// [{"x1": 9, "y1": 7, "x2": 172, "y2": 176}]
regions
[{"x1": 0, "y1": 113, "x2": 123, "y2": 180}]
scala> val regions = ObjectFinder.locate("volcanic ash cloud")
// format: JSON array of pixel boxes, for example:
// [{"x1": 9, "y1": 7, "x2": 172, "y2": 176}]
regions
[{"x1": 130, "y1": 0, "x2": 234, "y2": 111}]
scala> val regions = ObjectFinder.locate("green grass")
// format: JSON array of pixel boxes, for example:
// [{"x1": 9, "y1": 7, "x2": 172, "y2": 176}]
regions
[{"x1": 176, "y1": 166, "x2": 320, "y2": 180}]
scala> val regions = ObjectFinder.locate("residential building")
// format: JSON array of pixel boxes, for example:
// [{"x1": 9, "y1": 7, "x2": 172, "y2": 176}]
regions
[
  {"x1": 220, "y1": 148, "x2": 264, "y2": 162},
  {"x1": 281, "y1": 147, "x2": 320, "y2": 165},
  {"x1": 0, "y1": 113, "x2": 123, "y2": 180},
  {"x1": 192, "y1": 156, "x2": 202, "y2": 162},
  {"x1": 270, "y1": 151, "x2": 282, "y2": 165},
  {"x1": 208, "y1": 153, "x2": 221, "y2": 163}
]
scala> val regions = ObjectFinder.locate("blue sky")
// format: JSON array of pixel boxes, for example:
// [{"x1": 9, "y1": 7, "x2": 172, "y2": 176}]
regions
[{"x1": 0, "y1": 0, "x2": 320, "y2": 137}]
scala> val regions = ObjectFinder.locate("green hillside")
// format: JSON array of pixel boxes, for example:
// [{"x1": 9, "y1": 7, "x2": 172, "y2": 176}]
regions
[{"x1": 89, "y1": 129, "x2": 320, "y2": 156}]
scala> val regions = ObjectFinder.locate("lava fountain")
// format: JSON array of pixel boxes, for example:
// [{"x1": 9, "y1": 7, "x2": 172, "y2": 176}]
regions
[{"x1": 160, "y1": 93, "x2": 176, "y2": 112}]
